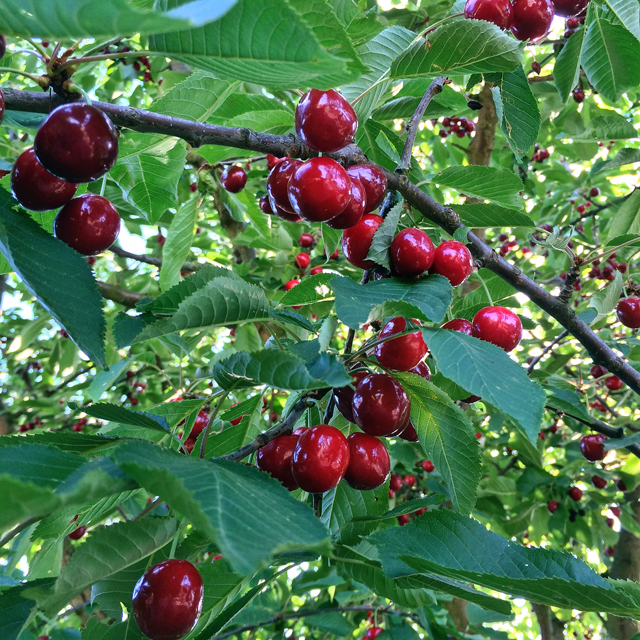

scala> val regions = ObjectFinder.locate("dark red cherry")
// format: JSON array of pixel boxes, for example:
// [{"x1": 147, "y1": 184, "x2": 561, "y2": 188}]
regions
[
  {"x1": 0, "y1": 89, "x2": 4, "y2": 125},
  {"x1": 375, "y1": 317, "x2": 428, "y2": 372},
  {"x1": 345, "y1": 165, "x2": 387, "y2": 213},
  {"x1": 390, "y1": 473, "x2": 403, "y2": 491},
  {"x1": 257, "y1": 434, "x2": 300, "y2": 491},
  {"x1": 288, "y1": 157, "x2": 351, "y2": 222},
  {"x1": 617, "y1": 480, "x2": 627, "y2": 492},
  {"x1": 132, "y1": 559, "x2": 203, "y2": 640},
  {"x1": 342, "y1": 214, "x2": 383, "y2": 270},
  {"x1": 68, "y1": 525, "x2": 87, "y2": 540},
  {"x1": 409, "y1": 359, "x2": 431, "y2": 381},
  {"x1": 573, "y1": 88, "x2": 585, "y2": 103},
  {"x1": 220, "y1": 166, "x2": 247, "y2": 193},
  {"x1": 284, "y1": 279, "x2": 300, "y2": 291},
  {"x1": 399, "y1": 422, "x2": 419, "y2": 442},
  {"x1": 325, "y1": 177, "x2": 366, "y2": 229},
  {"x1": 0, "y1": 36, "x2": 6, "y2": 61},
  {"x1": 429, "y1": 240, "x2": 473, "y2": 286},
  {"x1": 592, "y1": 475, "x2": 607, "y2": 489},
  {"x1": 547, "y1": 500, "x2": 559, "y2": 514},
  {"x1": 442, "y1": 318, "x2": 473, "y2": 335},
  {"x1": 267, "y1": 158, "x2": 302, "y2": 214},
  {"x1": 606, "y1": 376, "x2": 623, "y2": 391},
  {"x1": 464, "y1": 0, "x2": 513, "y2": 29},
  {"x1": 295, "y1": 89, "x2": 358, "y2": 153},
  {"x1": 589, "y1": 187, "x2": 600, "y2": 197},
  {"x1": 553, "y1": 0, "x2": 589, "y2": 16},
  {"x1": 568, "y1": 486, "x2": 583, "y2": 501},
  {"x1": 389, "y1": 228, "x2": 435, "y2": 278},
  {"x1": 11, "y1": 147, "x2": 78, "y2": 211},
  {"x1": 590, "y1": 365, "x2": 607, "y2": 378},
  {"x1": 510, "y1": 0, "x2": 554, "y2": 41},
  {"x1": 472, "y1": 306, "x2": 523, "y2": 352},
  {"x1": 274, "y1": 205, "x2": 302, "y2": 223},
  {"x1": 580, "y1": 434, "x2": 606, "y2": 461},
  {"x1": 364, "y1": 627, "x2": 384, "y2": 640},
  {"x1": 267, "y1": 154, "x2": 283, "y2": 170},
  {"x1": 334, "y1": 371, "x2": 369, "y2": 423},
  {"x1": 291, "y1": 425, "x2": 350, "y2": 493},
  {"x1": 294, "y1": 252, "x2": 310, "y2": 269},
  {"x1": 54, "y1": 194, "x2": 120, "y2": 255},
  {"x1": 617, "y1": 297, "x2": 640, "y2": 328},
  {"x1": 352, "y1": 373, "x2": 411, "y2": 437},
  {"x1": 422, "y1": 460, "x2": 435, "y2": 473},
  {"x1": 299, "y1": 233, "x2": 314, "y2": 247},
  {"x1": 190, "y1": 410, "x2": 209, "y2": 439},
  {"x1": 259, "y1": 196, "x2": 274, "y2": 215},
  {"x1": 34, "y1": 103, "x2": 119, "y2": 183},
  {"x1": 344, "y1": 433, "x2": 390, "y2": 490}
]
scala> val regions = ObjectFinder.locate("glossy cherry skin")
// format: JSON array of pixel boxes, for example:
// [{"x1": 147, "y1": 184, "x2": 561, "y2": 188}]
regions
[
  {"x1": 346, "y1": 165, "x2": 387, "y2": 213},
  {"x1": 257, "y1": 434, "x2": 300, "y2": 491},
  {"x1": 54, "y1": 194, "x2": 120, "y2": 255},
  {"x1": 553, "y1": 0, "x2": 589, "y2": 16},
  {"x1": 365, "y1": 627, "x2": 384, "y2": 640},
  {"x1": 342, "y1": 214, "x2": 383, "y2": 270},
  {"x1": 267, "y1": 158, "x2": 302, "y2": 214},
  {"x1": 580, "y1": 433, "x2": 606, "y2": 461},
  {"x1": 472, "y1": 306, "x2": 522, "y2": 352},
  {"x1": 399, "y1": 422, "x2": 419, "y2": 442},
  {"x1": 510, "y1": 0, "x2": 554, "y2": 41},
  {"x1": 132, "y1": 559, "x2": 204, "y2": 640},
  {"x1": 68, "y1": 525, "x2": 87, "y2": 540},
  {"x1": 334, "y1": 371, "x2": 369, "y2": 423},
  {"x1": 259, "y1": 196, "x2": 274, "y2": 215},
  {"x1": 442, "y1": 318, "x2": 473, "y2": 335},
  {"x1": 352, "y1": 373, "x2": 411, "y2": 437},
  {"x1": 344, "y1": 433, "x2": 390, "y2": 490},
  {"x1": 568, "y1": 486, "x2": 583, "y2": 501},
  {"x1": 220, "y1": 166, "x2": 247, "y2": 193},
  {"x1": 592, "y1": 475, "x2": 607, "y2": 489},
  {"x1": 11, "y1": 147, "x2": 78, "y2": 211},
  {"x1": 299, "y1": 233, "x2": 314, "y2": 247},
  {"x1": 390, "y1": 473, "x2": 403, "y2": 491},
  {"x1": 291, "y1": 425, "x2": 350, "y2": 493},
  {"x1": 429, "y1": 240, "x2": 473, "y2": 286},
  {"x1": 190, "y1": 410, "x2": 209, "y2": 439},
  {"x1": 464, "y1": 0, "x2": 513, "y2": 29},
  {"x1": 606, "y1": 376, "x2": 623, "y2": 391},
  {"x1": 34, "y1": 103, "x2": 119, "y2": 183},
  {"x1": 325, "y1": 177, "x2": 366, "y2": 229},
  {"x1": 274, "y1": 204, "x2": 302, "y2": 223},
  {"x1": 617, "y1": 297, "x2": 640, "y2": 328},
  {"x1": 390, "y1": 228, "x2": 435, "y2": 278},
  {"x1": 375, "y1": 317, "x2": 428, "y2": 372},
  {"x1": 295, "y1": 252, "x2": 310, "y2": 269},
  {"x1": 295, "y1": 89, "x2": 358, "y2": 153},
  {"x1": 288, "y1": 157, "x2": 351, "y2": 222},
  {"x1": 547, "y1": 500, "x2": 559, "y2": 514},
  {"x1": 422, "y1": 460, "x2": 435, "y2": 473},
  {"x1": 409, "y1": 359, "x2": 431, "y2": 381},
  {"x1": 590, "y1": 365, "x2": 607, "y2": 378}
]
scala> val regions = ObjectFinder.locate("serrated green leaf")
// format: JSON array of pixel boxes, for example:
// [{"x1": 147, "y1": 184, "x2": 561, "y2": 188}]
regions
[
  {"x1": 0, "y1": 432, "x2": 118, "y2": 455},
  {"x1": 589, "y1": 270, "x2": 623, "y2": 323},
  {"x1": 607, "y1": 190, "x2": 640, "y2": 243},
  {"x1": 88, "y1": 359, "x2": 132, "y2": 402},
  {"x1": 450, "y1": 203, "x2": 534, "y2": 227},
  {"x1": 554, "y1": 28, "x2": 586, "y2": 102},
  {"x1": 279, "y1": 272, "x2": 335, "y2": 306},
  {"x1": 576, "y1": 115, "x2": 638, "y2": 141},
  {"x1": 159, "y1": 198, "x2": 198, "y2": 291},
  {"x1": 0, "y1": 584, "x2": 39, "y2": 640},
  {"x1": 603, "y1": 0, "x2": 640, "y2": 42},
  {"x1": 69, "y1": 403, "x2": 169, "y2": 433},
  {"x1": 593, "y1": 148, "x2": 640, "y2": 173},
  {"x1": 81, "y1": 616, "x2": 146, "y2": 640},
  {"x1": 366, "y1": 202, "x2": 403, "y2": 270}
]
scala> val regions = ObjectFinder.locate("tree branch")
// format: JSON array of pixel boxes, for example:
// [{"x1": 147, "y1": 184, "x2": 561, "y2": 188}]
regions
[
  {"x1": 97, "y1": 281, "x2": 147, "y2": 308},
  {"x1": 527, "y1": 330, "x2": 569, "y2": 374},
  {"x1": 111, "y1": 245, "x2": 199, "y2": 272}
]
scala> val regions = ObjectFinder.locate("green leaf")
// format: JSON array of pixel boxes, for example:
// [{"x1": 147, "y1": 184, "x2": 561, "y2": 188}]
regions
[
  {"x1": 88, "y1": 359, "x2": 132, "y2": 402},
  {"x1": 603, "y1": 0, "x2": 640, "y2": 42},
  {"x1": 111, "y1": 441, "x2": 331, "y2": 574},
  {"x1": 0, "y1": 431, "x2": 118, "y2": 456},
  {"x1": 554, "y1": 28, "x2": 586, "y2": 102},
  {"x1": 589, "y1": 269, "x2": 623, "y2": 323},
  {"x1": 366, "y1": 202, "x2": 403, "y2": 270},
  {"x1": 391, "y1": 19, "x2": 523, "y2": 79},
  {"x1": 322, "y1": 224, "x2": 342, "y2": 261},
  {"x1": 607, "y1": 191, "x2": 640, "y2": 243},
  {"x1": 576, "y1": 114, "x2": 638, "y2": 141},
  {"x1": 81, "y1": 616, "x2": 145, "y2": 640},
  {"x1": 422, "y1": 328, "x2": 546, "y2": 444},
  {"x1": 593, "y1": 148, "x2": 640, "y2": 173},
  {"x1": 395, "y1": 373, "x2": 480, "y2": 514},
  {"x1": 450, "y1": 203, "x2": 534, "y2": 227},
  {"x1": 69, "y1": 402, "x2": 170, "y2": 433},
  {"x1": 279, "y1": 272, "x2": 336, "y2": 306},
  {"x1": 159, "y1": 198, "x2": 198, "y2": 291},
  {"x1": 0, "y1": 585, "x2": 39, "y2": 640}
]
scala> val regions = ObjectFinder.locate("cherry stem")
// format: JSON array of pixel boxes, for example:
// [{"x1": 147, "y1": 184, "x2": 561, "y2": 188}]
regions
[
  {"x1": 80, "y1": 36, "x2": 126, "y2": 58},
  {"x1": 474, "y1": 271, "x2": 494, "y2": 306},
  {"x1": 55, "y1": 50, "x2": 144, "y2": 75},
  {"x1": 583, "y1": 240, "x2": 640, "y2": 267},
  {"x1": 350, "y1": 72, "x2": 390, "y2": 106},
  {"x1": 199, "y1": 389, "x2": 231, "y2": 458},
  {"x1": 417, "y1": 12, "x2": 464, "y2": 38},
  {"x1": 0, "y1": 67, "x2": 47, "y2": 84},
  {"x1": 23, "y1": 37, "x2": 49, "y2": 59},
  {"x1": 132, "y1": 496, "x2": 162, "y2": 521}
]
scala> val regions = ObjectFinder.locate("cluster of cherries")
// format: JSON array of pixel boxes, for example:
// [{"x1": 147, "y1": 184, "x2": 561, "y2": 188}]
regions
[
  {"x1": 587, "y1": 252, "x2": 627, "y2": 282},
  {"x1": 438, "y1": 116, "x2": 475, "y2": 139},
  {"x1": 17, "y1": 415, "x2": 43, "y2": 433},
  {"x1": 531, "y1": 144, "x2": 550, "y2": 163}
]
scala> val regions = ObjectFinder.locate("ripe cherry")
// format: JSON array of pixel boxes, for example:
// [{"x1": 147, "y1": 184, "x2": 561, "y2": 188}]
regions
[
  {"x1": 257, "y1": 434, "x2": 300, "y2": 491},
  {"x1": 274, "y1": 205, "x2": 302, "y2": 223},
  {"x1": 345, "y1": 165, "x2": 387, "y2": 213},
  {"x1": 228, "y1": 404, "x2": 243, "y2": 426},
  {"x1": 606, "y1": 517, "x2": 615, "y2": 528},
  {"x1": 442, "y1": 318, "x2": 473, "y2": 334},
  {"x1": 267, "y1": 158, "x2": 302, "y2": 214},
  {"x1": 422, "y1": 460, "x2": 435, "y2": 473},
  {"x1": 399, "y1": 422, "x2": 419, "y2": 442},
  {"x1": 310, "y1": 266, "x2": 323, "y2": 275},
  {"x1": 404, "y1": 474, "x2": 416, "y2": 487},
  {"x1": 11, "y1": 147, "x2": 78, "y2": 211},
  {"x1": 365, "y1": 627, "x2": 384, "y2": 640},
  {"x1": 409, "y1": 359, "x2": 431, "y2": 381},
  {"x1": 288, "y1": 157, "x2": 351, "y2": 222},
  {"x1": 267, "y1": 154, "x2": 283, "y2": 171},
  {"x1": 464, "y1": 0, "x2": 513, "y2": 29},
  {"x1": 132, "y1": 559, "x2": 203, "y2": 640},
  {"x1": 35, "y1": 103, "x2": 119, "y2": 183},
  {"x1": 54, "y1": 194, "x2": 120, "y2": 255},
  {"x1": 510, "y1": 0, "x2": 554, "y2": 41},
  {"x1": 294, "y1": 253, "x2": 310, "y2": 269},
  {"x1": 472, "y1": 306, "x2": 523, "y2": 352},
  {"x1": 590, "y1": 365, "x2": 607, "y2": 378},
  {"x1": 547, "y1": 500, "x2": 559, "y2": 514},
  {"x1": 389, "y1": 473, "x2": 403, "y2": 491},
  {"x1": 259, "y1": 196, "x2": 274, "y2": 215},
  {"x1": 553, "y1": 0, "x2": 589, "y2": 16},
  {"x1": 352, "y1": 373, "x2": 411, "y2": 437},
  {"x1": 299, "y1": 233, "x2": 314, "y2": 247},
  {"x1": 589, "y1": 187, "x2": 600, "y2": 197},
  {"x1": 616, "y1": 297, "x2": 640, "y2": 328},
  {"x1": 190, "y1": 410, "x2": 209, "y2": 440},
  {"x1": 344, "y1": 433, "x2": 390, "y2": 490},
  {"x1": 220, "y1": 166, "x2": 247, "y2": 193},
  {"x1": 68, "y1": 525, "x2": 87, "y2": 540},
  {"x1": 429, "y1": 240, "x2": 473, "y2": 286},
  {"x1": 573, "y1": 88, "x2": 585, "y2": 103},
  {"x1": 334, "y1": 370, "x2": 368, "y2": 423},
  {"x1": 284, "y1": 279, "x2": 300, "y2": 291},
  {"x1": 291, "y1": 425, "x2": 350, "y2": 493},
  {"x1": 389, "y1": 228, "x2": 435, "y2": 278},
  {"x1": 568, "y1": 486, "x2": 583, "y2": 501},
  {"x1": 375, "y1": 317, "x2": 428, "y2": 372},
  {"x1": 342, "y1": 214, "x2": 383, "y2": 270},
  {"x1": 325, "y1": 176, "x2": 366, "y2": 229},
  {"x1": 592, "y1": 475, "x2": 607, "y2": 489},
  {"x1": 295, "y1": 89, "x2": 358, "y2": 153},
  {"x1": 605, "y1": 376, "x2": 623, "y2": 391},
  {"x1": 611, "y1": 506, "x2": 622, "y2": 516},
  {"x1": 580, "y1": 433, "x2": 606, "y2": 461},
  {"x1": 398, "y1": 514, "x2": 410, "y2": 526}
]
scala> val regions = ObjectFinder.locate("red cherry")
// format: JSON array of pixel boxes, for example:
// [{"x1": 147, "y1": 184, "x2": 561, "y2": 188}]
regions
[
  {"x1": 389, "y1": 228, "x2": 435, "y2": 278},
  {"x1": 365, "y1": 627, "x2": 384, "y2": 640},
  {"x1": 576, "y1": 204, "x2": 586, "y2": 214},
  {"x1": 310, "y1": 266, "x2": 323, "y2": 275},
  {"x1": 220, "y1": 166, "x2": 247, "y2": 193},
  {"x1": 288, "y1": 157, "x2": 351, "y2": 222},
  {"x1": 344, "y1": 433, "x2": 390, "y2": 490},
  {"x1": 334, "y1": 370, "x2": 369, "y2": 423},
  {"x1": 592, "y1": 475, "x2": 607, "y2": 489},
  {"x1": 266, "y1": 154, "x2": 283, "y2": 171},
  {"x1": 404, "y1": 474, "x2": 416, "y2": 487},
  {"x1": 267, "y1": 158, "x2": 302, "y2": 214},
  {"x1": 273, "y1": 205, "x2": 302, "y2": 223},
  {"x1": 399, "y1": 422, "x2": 419, "y2": 442},
  {"x1": 573, "y1": 88, "x2": 585, "y2": 103},
  {"x1": 589, "y1": 187, "x2": 600, "y2": 197},
  {"x1": 34, "y1": 103, "x2": 119, "y2": 183},
  {"x1": 605, "y1": 376, "x2": 623, "y2": 391},
  {"x1": 299, "y1": 233, "x2": 314, "y2": 247},
  {"x1": 190, "y1": 410, "x2": 209, "y2": 439},
  {"x1": 294, "y1": 253, "x2": 311, "y2": 269},
  {"x1": 259, "y1": 196, "x2": 274, "y2": 215},
  {"x1": 580, "y1": 433, "x2": 606, "y2": 461},
  {"x1": 375, "y1": 317, "x2": 428, "y2": 371},
  {"x1": 472, "y1": 306, "x2": 523, "y2": 352},
  {"x1": 553, "y1": 0, "x2": 589, "y2": 16},
  {"x1": 11, "y1": 147, "x2": 78, "y2": 211},
  {"x1": 325, "y1": 176, "x2": 366, "y2": 229},
  {"x1": 257, "y1": 434, "x2": 300, "y2": 491},
  {"x1": 295, "y1": 89, "x2": 358, "y2": 153},
  {"x1": 568, "y1": 486, "x2": 583, "y2": 501},
  {"x1": 510, "y1": 0, "x2": 554, "y2": 41},
  {"x1": 389, "y1": 473, "x2": 403, "y2": 491},
  {"x1": 409, "y1": 359, "x2": 431, "y2": 381},
  {"x1": 291, "y1": 425, "x2": 350, "y2": 493},
  {"x1": 54, "y1": 194, "x2": 120, "y2": 255},
  {"x1": 547, "y1": 500, "x2": 559, "y2": 513},
  {"x1": 68, "y1": 525, "x2": 87, "y2": 540},
  {"x1": 464, "y1": 0, "x2": 513, "y2": 28},
  {"x1": 606, "y1": 517, "x2": 615, "y2": 527},
  {"x1": 132, "y1": 559, "x2": 203, "y2": 640},
  {"x1": 422, "y1": 460, "x2": 435, "y2": 473},
  {"x1": 345, "y1": 165, "x2": 388, "y2": 213},
  {"x1": 590, "y1": 365, "x2": 607, "y2": 378},
  {"x1": 342, "y1": 214, "x2": 383, "y2": 270},
  {"x1": 352, "y1": 373, "x2": 411, "y2": 437},
  {"x1": 284, "y1": 279, "x2": 300, "y2": 291},
  {"x1": 292, "y1": 426, "x2": 308, "y2": 436},
  {"x1": 617, "y1": 297, "x2": 640, "y2": 328},
  {"x1": 397, "y1": 514, "x2": 410, "y2": 526},
  {"x1": 429, "y1": 240, "x2": 474, "y2": 286},
  {"x1": 442, "y1": 318, "x2": 473, "y2": 335},
  {"x1": 611, "y1": 506, "x2": 622, "y2": 516}
]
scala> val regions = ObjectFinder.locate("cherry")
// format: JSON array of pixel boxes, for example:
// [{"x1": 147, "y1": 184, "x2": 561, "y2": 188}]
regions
[
  {"x1": 409, "y1": 359, "x2": 431, "y2": 381},
  {"x1": 442, "y1": 318, "x2": 473, "y2": 334},
  {"x1": 68, "y1": 525, "x2": 87, "y2": 540},
  {"x1": 472, "y1": 306, "x2": 523, "y2": 352},
  {"x1": 510, "y1": 0, "x2": 554, "y2": 41},
  {"x1": 352, "y1": 373, "x2": 411, "y2": 437},
  {"x1": 257, "y1": 434, "x2": 300, "y2": 491},
  {"x1": 592, "y1": 475, "x2": 607, "y2": 489},
  {"x1": 34, "y1": 103, "x2": 119, "y2": 183},
  {"x1": 589, "y1": 187, "x2": 600, "y2": 197},
  {"x1": 616, "y1": 297, "x2": 640, "y2": 328},
  {"x1": 54, "y1": 194, "x2": 121, "y2": 255},
  {"x1": 573, "y1": 88, "x2": 585, "y2": 103},
  {"x1": 274, "y1": 205, "x2": 302, "y2": 223},
  {"x1": 464, "y1": 0, "x2": 513, "y2": 29},
  {"x1": 568, "y1": 486, "x2": 583, "y2": 501},
  {"x1": 325, "y1": 176, "x2": 366, "y2": 229},
  {"x1": 292, "y1": 426, "x2": 308, "y2": 436},
  {"x1": 267, "y1": 158, "x2": 302, "y2": 214},
  {"x1": 0, "y1": 89, "x2": 5, "y2": 126},
  {"x1": 590, "y1": 365, "x2": 607, "y2": 378},
  {"x1": 375, "y1": 317, "x2": 428, "y2": 371},
  {"x1": 334, "y1": 370, "x2": 368, "y2": 423},
  {"x1": 404, "y1": 474, "x2": 416, "y2": 487},
  {"x1": 606, "y1": 517, "x2": 615, "y2": 527},
  {"x1": 580, "y1": 433, "x2": 606, "y2": 461},
  {"x1": 288, "y1": 157, "x2": 351, "y2": 222},
  {"x1": 553, "y1": 0, "x2": 589, "y2": 16},
  {"x1": 220, "y1": 165, "x2": 247, "y2": 193},
  {"x1": 294, "y1": 253, "x2": 310, "y2": 269},
  {"x1": 389, "y1": 473, "x2": 403, "y2": 491},
  {"x1": 429, "y1": 240, "x2": 473, "y2": 286},
  {"x1": 397, "y1": 514, "x2": 410, "y2": 526},
  {"x1": 567, "y1": 16, "x2": 580, "y2": 27},
  {"x1": 422, "y1": 460, "x2": 435, "y2": 473},
  {"x1": 189, "y1": 410, "x2": 209, "y2": 440},
  {"x1": 299, "y1": 233, "x2": 314, "y2": 247},
  {"x1": 132, "y1": 559, "x2": 203, "y2": 640},
  {"x1": 291, "y1": 425, "x2": 350, "y2": 493},
  {"x1": 295, "y1": 89, "x2": 358, "y2": 153},
  {"x1": 267, "y1": 154, "x2": 283, "y2": 170},
  {"x1": 389, "y1": 228, "x2": 435, "y2": 278},
  {"x1": 259, "y1": 196, "x2": 274, "y2": 215},
  {"x1": 605, "y1": 376, "x2": 623, "y2": 391},
  {"x1": 345, "y1": 165, "x2": 388, "y2": 213},
  {"x1": 0, "y1": 35, "x2": 5, "y2": 60},
  {"x1": 547, "y1": 500, "x2": 559, "y2": 514},
  {"x1": 342, "y1": 214, "x2": 383, "y2": 270},
  {"x1": 399, "y1": 422, "x2": 419, "y2": 442},
  {"x1": 284, "y1": 279, "x2": 300, "y2": 291},
  {"x1": 576, "y1": 204, "x2": 586, "y2": 214},
  {"x1": 365, "y1": 627, "x2": 384, "y2": 640},
  {"x1": 10, "y1": 147, "x2": 78, "y2": 211},
  {"x1": 344, "y1": 433, "x2": 390, "y2": 490},
  {"x1": 611, "y1": 506, "x2": 622, "y2": 516},
  {"x1": 311, "y1": 266, "x2": 323, "y2": 275}
]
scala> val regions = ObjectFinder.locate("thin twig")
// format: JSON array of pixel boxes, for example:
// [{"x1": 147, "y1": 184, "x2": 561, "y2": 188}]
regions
[
  {"x1": 132, "y1": 497, "x2": 162, "y2": 521},
  {"x1": 526, "y1": 330, "x2": 569, "y2": 374},
  {"x1": 111, "y1": 245, "x2": 199, "y2": 272},
  {"x1": 564, "y1": 192, "x2": 634, "y2": 229},
  {"x1": 0, "y1": 516, "x2": 39, "y2": 548}
]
